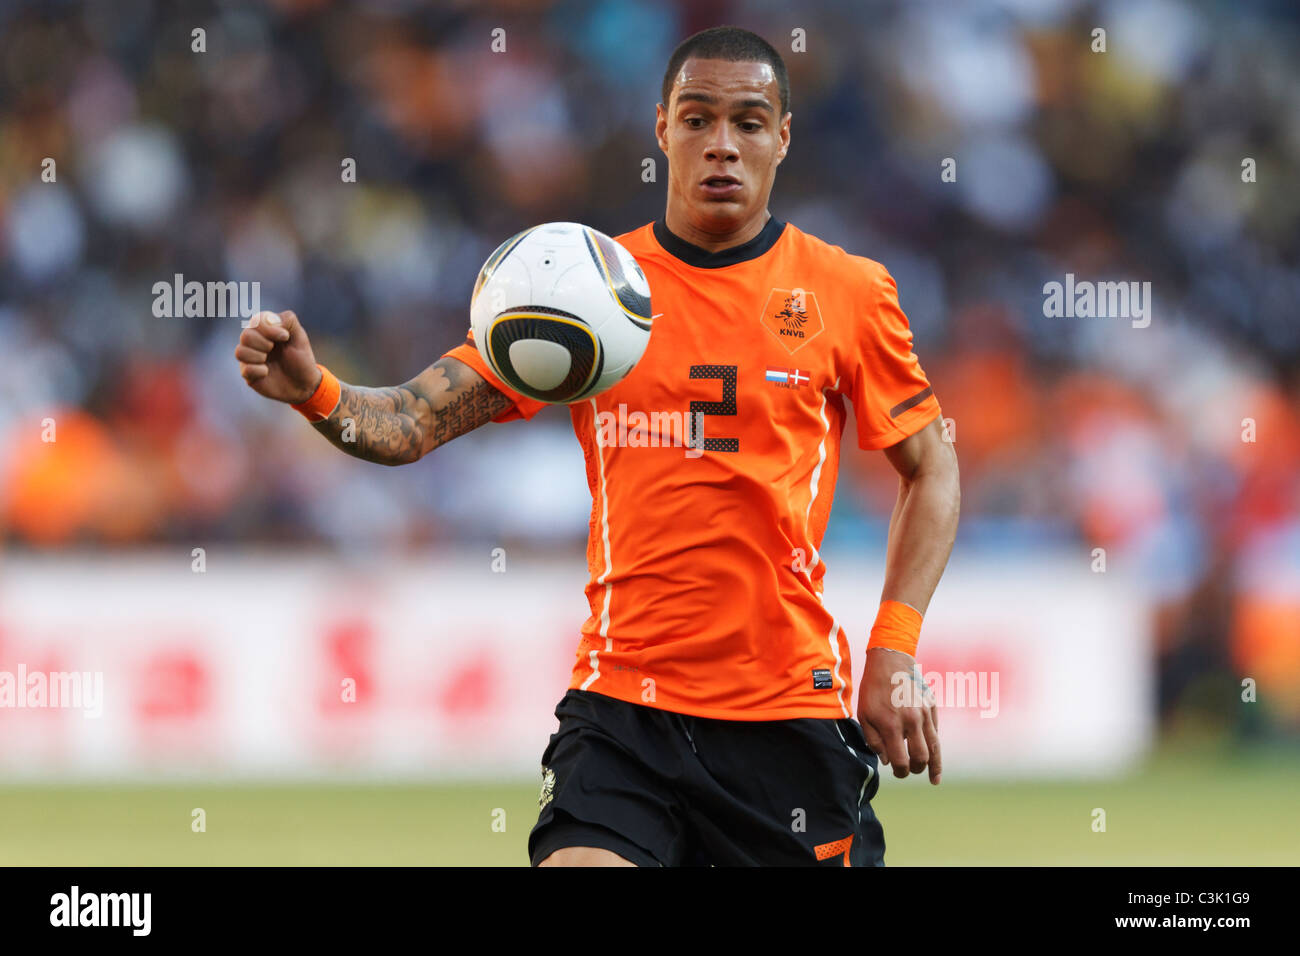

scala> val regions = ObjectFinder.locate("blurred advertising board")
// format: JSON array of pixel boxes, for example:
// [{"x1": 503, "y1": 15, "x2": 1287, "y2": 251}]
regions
[{"x1": 0, "y1": 552, "x2": 1152, "y2": 779}]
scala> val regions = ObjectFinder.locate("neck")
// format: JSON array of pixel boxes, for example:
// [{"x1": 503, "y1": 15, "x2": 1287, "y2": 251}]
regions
[{"x1": 662, "y1": 204, "x2": 771, "y2": 253}]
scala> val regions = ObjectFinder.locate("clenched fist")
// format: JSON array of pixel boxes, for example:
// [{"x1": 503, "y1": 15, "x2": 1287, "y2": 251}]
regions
[{"x1": 235, "y1": 310, "x2": 321, "y2": 404}]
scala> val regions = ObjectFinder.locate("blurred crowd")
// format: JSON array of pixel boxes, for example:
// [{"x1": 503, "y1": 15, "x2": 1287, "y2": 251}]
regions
[{"x1": 0, "y1": 0, "x2": 1297, "y2": 733}]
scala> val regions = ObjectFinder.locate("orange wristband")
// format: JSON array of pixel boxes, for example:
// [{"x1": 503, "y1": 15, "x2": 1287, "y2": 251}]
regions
[
  {"x1": 292, "y1": 364, "x2": 341, "y2": 422},
  {"x1": 867, "y1": 600, "x2": 923, "y2": 656}
]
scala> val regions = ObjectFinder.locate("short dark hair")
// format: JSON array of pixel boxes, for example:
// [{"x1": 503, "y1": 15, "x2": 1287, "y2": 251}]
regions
[{"x1": 661, "y1": 25, "x2": 790, "y2": 116}]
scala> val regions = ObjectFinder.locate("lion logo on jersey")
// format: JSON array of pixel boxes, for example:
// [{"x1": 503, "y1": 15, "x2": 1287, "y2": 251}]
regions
[
  {"x1": 759, "y1": 287, "x2": 824, "y2": 355},
  {"x1": 776, "y1": 294, "x2": 809, "y2": 329}
]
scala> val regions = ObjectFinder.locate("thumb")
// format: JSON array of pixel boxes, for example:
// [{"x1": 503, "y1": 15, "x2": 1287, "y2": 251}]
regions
[
  {"x1": 275, "y1": 310, "x2": 303, "y2": 338},
  {"x1": 248, "y1": 310, "x2": 290, "y2": 343}
]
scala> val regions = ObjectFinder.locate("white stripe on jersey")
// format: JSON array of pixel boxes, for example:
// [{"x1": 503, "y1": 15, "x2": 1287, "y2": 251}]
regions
[
  {"x1": 805, "y1": 379, "x2": 851, "y2": 718},
  {"x1": 580, "y1": 397, "x2": 614, "y2": 691}
]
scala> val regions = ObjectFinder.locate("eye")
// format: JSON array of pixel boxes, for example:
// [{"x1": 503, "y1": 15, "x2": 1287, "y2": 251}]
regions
[
  {"x1": 739, "y1": 121, "x2": 762, "y2": 132},
  {"x1": 684, "y1": 117, "x2": 706, "y2": 129}
]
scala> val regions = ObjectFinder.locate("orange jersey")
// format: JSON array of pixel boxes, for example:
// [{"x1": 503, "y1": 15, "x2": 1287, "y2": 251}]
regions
[{"x1": 444, "y1": 217, "x2": 941, "y2": 720}]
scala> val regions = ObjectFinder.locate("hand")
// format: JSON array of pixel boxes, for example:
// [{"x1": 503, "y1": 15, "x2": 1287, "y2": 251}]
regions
[
  {"x1": 857, "y1": 646, "x2": 942, "y2": 784},
  {"x1": 235, "y1": 310, "x2": 321, "y2": 404}
]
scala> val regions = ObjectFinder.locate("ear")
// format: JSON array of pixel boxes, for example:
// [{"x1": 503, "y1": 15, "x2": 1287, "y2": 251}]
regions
[
  {"x1": 776, "y1": 111, "x2": 792, "y2": 164},
  {"x1": 655, "y1": 102, "x2": 669, "y2": 155}
]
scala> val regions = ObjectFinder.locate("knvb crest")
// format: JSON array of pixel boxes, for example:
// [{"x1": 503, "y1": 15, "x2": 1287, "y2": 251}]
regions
[{"x1": 760, "y1": 287, "x2": 824, "y2": 355}]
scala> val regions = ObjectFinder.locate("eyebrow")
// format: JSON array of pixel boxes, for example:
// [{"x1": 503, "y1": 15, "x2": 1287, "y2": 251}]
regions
[{"x1": 675, "y1": 92, "x2": 775, "y2": 114}]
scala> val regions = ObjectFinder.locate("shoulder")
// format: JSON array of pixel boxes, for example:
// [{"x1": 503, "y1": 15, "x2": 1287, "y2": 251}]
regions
[
  {"x1": 784, "y1": 223, "x2": 892, "y2": 289},
  {"x1": 783, "y1": 222, "x2": 896, "y2": 300},
  {"x1": 613, "y1": 222, "x2": 657, "y2": 258}
]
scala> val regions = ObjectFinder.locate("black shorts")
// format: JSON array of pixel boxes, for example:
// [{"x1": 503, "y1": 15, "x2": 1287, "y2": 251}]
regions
[{"x1": 528, "y1": 688, "x2": 884, "y2": 866}]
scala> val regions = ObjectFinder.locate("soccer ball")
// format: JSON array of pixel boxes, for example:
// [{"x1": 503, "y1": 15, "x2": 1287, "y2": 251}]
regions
[{"x1": 469, "y1": 222, "x2": 653, "y2": 404}]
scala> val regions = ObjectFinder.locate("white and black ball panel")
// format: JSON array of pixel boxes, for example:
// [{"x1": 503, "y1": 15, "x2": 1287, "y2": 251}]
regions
[
  {"x1": 584, "y1": 228, "x2": 653, "y2": 330},
  {"x1": 469, "y1": 222, "x2": 652, "y2": 404},
  {"x1": 618, "y1": 246, "x2": 653, "y2": 316},
  {"x1": 470, "y1": 226, "x2": 536, "y2": 311},
  {"x1": 484, "y1": 307, "x2": 603, "y2": 403}
]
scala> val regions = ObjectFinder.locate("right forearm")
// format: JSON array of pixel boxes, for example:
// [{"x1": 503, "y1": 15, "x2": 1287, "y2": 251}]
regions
[
  {"x1": 313, "y1": 382, "x2": 428, "y2": 465},
  {"x1": 238, "y1": 313, "x2": 511, "y2": 463},
  {"x1": 310, "y1": 357, "x2": 512, "y2": 465}
]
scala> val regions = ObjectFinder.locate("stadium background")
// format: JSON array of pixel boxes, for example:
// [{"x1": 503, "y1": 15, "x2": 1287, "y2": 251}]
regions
[{"x1": 1, "y1": 0, "x2": 1297, "y2": 865}]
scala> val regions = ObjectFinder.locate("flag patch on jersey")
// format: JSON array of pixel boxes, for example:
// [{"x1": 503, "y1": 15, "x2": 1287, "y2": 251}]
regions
[{"x1": 766, "y1": 366, "x2": 810, "y2": 388}]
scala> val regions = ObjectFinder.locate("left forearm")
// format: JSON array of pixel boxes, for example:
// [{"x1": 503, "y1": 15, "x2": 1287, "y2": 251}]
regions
[
  {"x1": 862, "y1": 417, "x2": 956, "y2": 784},
  {"x1": 880, "y1": 467, "x2": 960, "y2": 615}
]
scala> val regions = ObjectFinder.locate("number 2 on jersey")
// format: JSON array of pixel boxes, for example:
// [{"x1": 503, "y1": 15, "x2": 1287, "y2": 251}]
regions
[{"x1": 688, "y1": 364, "x2": 739, "y2": 453}]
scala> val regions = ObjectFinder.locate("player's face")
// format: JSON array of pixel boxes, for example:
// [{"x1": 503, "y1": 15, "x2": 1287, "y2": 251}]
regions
[{"x1": 657, "y1": 58, "x2": 791, "y2": 243}]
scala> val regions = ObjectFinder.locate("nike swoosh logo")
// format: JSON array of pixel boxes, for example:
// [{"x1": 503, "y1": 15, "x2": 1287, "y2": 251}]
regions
[{"x1": 651, "y1": 313, "x2": 664, "y2": 320}]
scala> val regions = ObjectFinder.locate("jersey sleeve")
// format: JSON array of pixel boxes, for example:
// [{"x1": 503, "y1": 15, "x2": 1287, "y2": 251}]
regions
[
  {"x1": 846, "y1": 263, "x2": 942, "y2": 450},
  {"x1": 441, "y1": 330, "x2": 549, "y2": 423}
]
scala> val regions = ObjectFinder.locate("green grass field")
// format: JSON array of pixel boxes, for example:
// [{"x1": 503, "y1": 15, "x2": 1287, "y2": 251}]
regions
[{"x1": 1, "y1": 748, "x2": 1295, "y2": 865}]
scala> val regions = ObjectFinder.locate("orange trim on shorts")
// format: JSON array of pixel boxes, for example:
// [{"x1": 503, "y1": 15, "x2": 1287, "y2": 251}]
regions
[{"x1": 814, "y1": 834, "x2": 854, "y2": 866}]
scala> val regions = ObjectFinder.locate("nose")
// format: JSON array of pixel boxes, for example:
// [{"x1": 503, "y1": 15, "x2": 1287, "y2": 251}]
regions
[{"x1": 703, "y1": 127, "x2": 740, "y2": 164}]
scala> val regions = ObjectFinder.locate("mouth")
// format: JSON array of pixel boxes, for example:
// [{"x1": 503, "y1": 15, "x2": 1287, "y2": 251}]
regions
[{"x1": 700, "y1": 175, "x2": 742, "y2": 198}]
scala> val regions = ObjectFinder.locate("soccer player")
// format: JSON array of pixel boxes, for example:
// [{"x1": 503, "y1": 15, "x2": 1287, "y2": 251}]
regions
[{"x1": 235, "y1": 25, "x2": 960, "y2": 866}]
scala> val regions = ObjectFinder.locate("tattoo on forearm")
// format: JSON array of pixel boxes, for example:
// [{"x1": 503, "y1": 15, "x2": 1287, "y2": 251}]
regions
[
  {"x1": 428, "y1": 374, "x2": 513, "y2": 448},
  {"x1": 312, "y1": 358, "x2": 511, "y2": 465}
]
